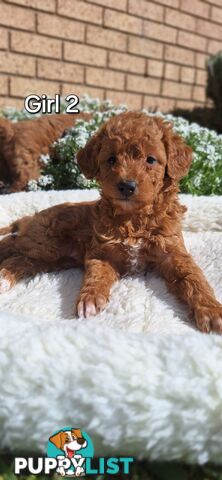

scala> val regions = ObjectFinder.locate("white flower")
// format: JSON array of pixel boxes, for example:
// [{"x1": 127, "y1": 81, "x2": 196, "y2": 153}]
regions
[
  {"x1": 40, "y1": 153, "x2": 50, "y2": 165},
  {"x1": 75, "y1": 135, "x2": 88, "y2": 148},
  {"x1": 27, "y1": 179, "x2": 40, "y2": 191},
  {"x1": 193, "y1": 175, "x2": 202, "y2": 187},
  {"x1": 38, "y1": 175, "x2": 53, "y2": 187},
  {"x1": 77, "y1": 174, "x2": 90, "y2": 187}
]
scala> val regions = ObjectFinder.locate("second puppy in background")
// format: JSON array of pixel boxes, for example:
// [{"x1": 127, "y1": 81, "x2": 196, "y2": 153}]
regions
[{"x1": 0, "y1": 112, "x2": 91, "y2": 192}]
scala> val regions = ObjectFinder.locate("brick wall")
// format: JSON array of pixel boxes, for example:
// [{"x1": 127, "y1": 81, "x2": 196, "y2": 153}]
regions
[{"x1": 0, "y1": 0, "x2": 220, "y2": 112}]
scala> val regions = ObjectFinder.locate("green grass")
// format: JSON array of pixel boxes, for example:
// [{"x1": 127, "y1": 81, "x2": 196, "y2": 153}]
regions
[{"x1": 1, "y1": 455, "x2": 222, "y2": 480}]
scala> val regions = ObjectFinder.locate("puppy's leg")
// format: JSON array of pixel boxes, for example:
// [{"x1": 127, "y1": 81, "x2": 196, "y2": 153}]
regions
[
  {"x1": 76, "y1": 259, "x2": 119, "y2": 318},
  {"x1": 158, "y1": 247, "x2": 222, "y2": 334},
  {"x1": 0, "y1": 255, "x2": 50, "y2": 293},
  {"x1": 0, "y1": 234, "x2": 18, "y2": 262}
]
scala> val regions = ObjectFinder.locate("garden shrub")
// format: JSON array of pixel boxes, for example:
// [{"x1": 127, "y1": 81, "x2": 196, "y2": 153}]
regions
[{"x1": 1, "y1": 96, "x2": 222, "y2": 196}]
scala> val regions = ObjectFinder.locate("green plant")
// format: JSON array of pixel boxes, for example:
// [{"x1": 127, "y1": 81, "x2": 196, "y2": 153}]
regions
[
  {"x1": 29, "y1": 100, "x2": 222, "y2": 196},
  {"x1": 1, "y1": 96, "x2": 222, "y2": 196}
]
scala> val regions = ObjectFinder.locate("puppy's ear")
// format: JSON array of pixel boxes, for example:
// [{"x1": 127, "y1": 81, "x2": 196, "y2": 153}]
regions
[
  {"x1": 49, "y1": 431, "x2": 64, "y2": 449},
  {"x1": 76, "y1": 130, "x2": 103, "y2": 179},
  {"x1": 71, "y1": 428, "x2": 82, "y2": 439},
  {"x1": 161, "y1": 120, "x2": 192, "y2": 181},
  {"x1": 0, "y1": 118, "x2": 14, "y2": 142}
]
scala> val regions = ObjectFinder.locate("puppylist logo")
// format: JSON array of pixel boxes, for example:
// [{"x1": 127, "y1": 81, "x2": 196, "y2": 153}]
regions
[{"x1": 14, "y1": 427, "x2": 134, "y2": 476}]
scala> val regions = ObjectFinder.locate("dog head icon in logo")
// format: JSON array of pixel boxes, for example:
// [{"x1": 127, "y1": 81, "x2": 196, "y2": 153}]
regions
[
  {"x1": 49, "y1": 428, "x2": 87, "y2": 458},
  {"x1": 47, "y1": 427, "x2": 94, "y2": 476}
]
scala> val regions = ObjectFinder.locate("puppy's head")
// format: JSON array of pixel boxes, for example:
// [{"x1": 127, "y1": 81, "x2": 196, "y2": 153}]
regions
[
  {"x1": 77, "y1": 112, "x2": 192, "y2": 213},
  {"x1": 49, "y1": 429, "x2": 87, "y2": 457}
]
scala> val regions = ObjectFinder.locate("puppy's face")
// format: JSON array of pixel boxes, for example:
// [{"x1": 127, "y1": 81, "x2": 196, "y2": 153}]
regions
[
  {"x1": 77, "y1": 112, "x2": 192, "y2": 213},
  {"x1": 97, "y1": 127, "x2": 167, "y2": 212},
  {"x1": 49, "y1": 429, "x2": 87, "y2": 458}
]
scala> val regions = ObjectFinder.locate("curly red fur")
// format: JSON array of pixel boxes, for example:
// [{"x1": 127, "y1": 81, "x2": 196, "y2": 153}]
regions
[
  {"x1": 0, "y1": 111, "x2": 221, "y2": 332},
  {"x1": 0, "y1": 112, "x2": 91, "y2": 192}
]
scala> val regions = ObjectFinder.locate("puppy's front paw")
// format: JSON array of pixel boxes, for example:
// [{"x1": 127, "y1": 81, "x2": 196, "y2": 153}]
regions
[
  {"x1": 0, "y1": 269, "x2": 14, "y2": 293},
  {"x1": 76, "y1": 293, "x2": 107, "y2": 318},
  {"x1": 194, "y1": 305, "x2": 222, "y2": 334}
]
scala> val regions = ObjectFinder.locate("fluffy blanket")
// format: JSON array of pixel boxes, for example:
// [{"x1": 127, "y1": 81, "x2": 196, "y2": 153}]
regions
[{"x1": 0, "y1": 190, "x2": 222, "y2": 464}]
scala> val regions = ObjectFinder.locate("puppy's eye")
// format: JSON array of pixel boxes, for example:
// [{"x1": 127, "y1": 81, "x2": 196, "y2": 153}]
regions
[
  {"x1": 147, "y1": 156, "x2": 157, "y2": 165},
  {"x1": 107, "y1": 156, "x2": 116, "y2": 165}
]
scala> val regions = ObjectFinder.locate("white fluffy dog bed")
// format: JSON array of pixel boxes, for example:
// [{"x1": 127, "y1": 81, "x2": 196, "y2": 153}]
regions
[{"x1": 0, "y1": 190, "x2": 222, "y2": 464}]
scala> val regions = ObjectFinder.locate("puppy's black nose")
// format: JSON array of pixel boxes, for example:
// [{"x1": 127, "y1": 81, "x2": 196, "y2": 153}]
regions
[
  {"x1": 118, "y1": 180, "x2": 137, "y2": 197},
  {"x1": 77, "y1": 437, "x2": 85, "y2": 445}
]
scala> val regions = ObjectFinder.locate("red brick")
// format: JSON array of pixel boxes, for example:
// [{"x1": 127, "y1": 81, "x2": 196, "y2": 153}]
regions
[
  {"x1": 58, "y1": 0, "x2": 103, "y2": 24},
  {"x1": 165, "y1": 45, "x2": 195, "y2": 66},
  {"x1": 166, "y1": 8, "x2": 196, "y2": 31},
  {"x1": 10, "y1": 77, "x2": 60, "y2": 98},
  {"x1": 153, "y1": 0, "x2": 180, "y2": 4},
  {"x1": 0, "y1": 28, "x2": 8, "y2": 50},
  {"x1": 0, "y1": 52, "x2": 35, "y2": 76},
  {"x1": 0, "y1": 96, "x2": 24, "y2": 109},
  {"x1": 127, "y1": 74, "x2": 160, "y2": 95},
  {"x1": 147, "y1": 59, "x2": 163, "y2": 78},
  {"x1": 207, "y1": 0, "x2": 222, "y2": 5},
  {"x1": 106, "y1": 90, "x2": 142, "y2": 109},
  {"x1": 165, "y1": 62, "x2": 180, "y2": 81},
  {"x1": 37, "y1": 13, "x2": 85, "y2": 42},
  {"x1": 86, "y1": 25, "x2": 127, "y2": 51},
  {"x1": 156, "y1": 97, "x2": 176, "y2": 111},
  {"x1": 86, "y1": 67, "x2": 125, "y2": 90},
  {"x1": 152, "y1": 0, "x2": 179, "y2": 6},
  {"x1": 180, "y1": 66, "x2": 195, "y2": 84},
  {"x1": 142, "y1": 95, "x2": 163, "y2": 110},
  {"x1": 128, "y1": 36, "x2": 163, "y2": 60},
  {"x1": 176, "y1": 100, "x2": 197, "y2": 109},
  {"x1": 86, "y1": 0, "x2": 127, "y2": 10},
  {"x1": 109, "y1": 52, "x2": 145, "y2": 74},
  {"x1": 178, "y1": 31, "x2": 207, "y2": 52},
  {"x1": 0, "y1": 3, "x2": 35, "y2": 30},
  {"x1": 104, "y1": 9, "x2": 142, "y2": 34},
  {"x1": 0, "y1": 75, "x2": 8, "y2": 95},
  {"x1": 193, "y1": 85, "x2": 205, "y2": 102},
  {"x1": 5, "y1": 0, "x2": 56, "y2": 11},
  {"x1": 162, "y1": 80, "x2": 192, "y2": 99},
  {"x1": 197, "y1": 18, "x2": 222, "y2": 40},
  {"x1": 11, "y1": 32, "x2": 62, "y2": 59},
  {"x1": 144, "y1": 20, "x2": 177, "y2": 43},
  {"x1": 208, "y1": 39, "x2": 222, "y2": 55},
  {"x1": 180, "y1": 0, "x2": 210, "y2": 19},
  {"x1": 144, "y1": 96, "x2": 175, "y2": 111},
  {"x1": 196, "y1": 69, "x2": 207, "y2": 86},
  {"x1": 128, "y1": 0, "x2": 164, "y2": 22},
  {"x1": 62, "y1": 83, "x2": 105, "y2": 101},
  {"x1": 64, "y1": 42, "x2": 107, "y2": 67},
  {"x1": 196, "y1": 53, "x2": 208, "y2": 69},
  {"x1": 211, "y1": 6, "x2": 222, "y2": 24},
  {"x1": 37, "y1": 59, "x2": 84, "y2": 83}
]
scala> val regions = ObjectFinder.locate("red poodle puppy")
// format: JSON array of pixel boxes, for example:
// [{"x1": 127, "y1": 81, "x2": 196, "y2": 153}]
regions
[
  {"x1": 0, "y1": 112, "x2": 221, "y2": 333},
  {"x1": 0, "y1": 112, "x2": 90, "y2": 192}
]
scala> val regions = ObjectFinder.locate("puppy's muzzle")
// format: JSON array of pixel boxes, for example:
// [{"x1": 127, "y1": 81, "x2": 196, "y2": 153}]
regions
[
  {"x1": 117, "y1": 180, "x2": 137, "y2": 198},
  {"x1": 77, "y1": 437, "x2": 86, "y2": 445}
]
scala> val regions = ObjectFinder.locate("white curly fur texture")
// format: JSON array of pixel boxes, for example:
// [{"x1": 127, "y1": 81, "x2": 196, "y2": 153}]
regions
[{"x1": 0, "y1": 190, "x2": 222, "y2": 464}]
